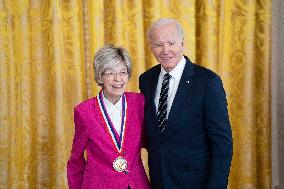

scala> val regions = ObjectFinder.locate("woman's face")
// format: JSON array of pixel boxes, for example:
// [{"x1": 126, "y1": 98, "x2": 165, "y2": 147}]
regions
[{"x1": 100, "y1": 61, "x2": 129, "y2": 104}]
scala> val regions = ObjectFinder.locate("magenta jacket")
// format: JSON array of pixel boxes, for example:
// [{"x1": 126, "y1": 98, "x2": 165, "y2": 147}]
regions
[{"x1": 67, "y1": 92, "x2": 150, "y2": 189}]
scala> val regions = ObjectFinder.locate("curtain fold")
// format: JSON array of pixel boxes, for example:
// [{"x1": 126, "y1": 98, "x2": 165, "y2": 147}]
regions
[{"x1": 0, "y1": 0, "x2": 271, "y2": 188}]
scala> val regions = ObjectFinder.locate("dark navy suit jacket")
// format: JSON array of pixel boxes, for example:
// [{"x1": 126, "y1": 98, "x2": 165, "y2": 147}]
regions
[{"x1": 139, "y1": 56, "x2": 233, "y2": 189}]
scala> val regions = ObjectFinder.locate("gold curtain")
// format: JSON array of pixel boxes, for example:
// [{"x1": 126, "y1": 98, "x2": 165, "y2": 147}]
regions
[{"x1": 0, "y1": 0, "x2": 271, "y2": 188}]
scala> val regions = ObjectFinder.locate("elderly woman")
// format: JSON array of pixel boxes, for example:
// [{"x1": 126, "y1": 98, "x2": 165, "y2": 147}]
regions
[{"x1": 67, "y1": 45, "x2": 150, "y2": 189}]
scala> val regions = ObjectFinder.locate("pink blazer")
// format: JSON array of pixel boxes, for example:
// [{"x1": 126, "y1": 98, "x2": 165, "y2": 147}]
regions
[{"x1": 67, "y1": 92, "x2": 150, "y2": 189}]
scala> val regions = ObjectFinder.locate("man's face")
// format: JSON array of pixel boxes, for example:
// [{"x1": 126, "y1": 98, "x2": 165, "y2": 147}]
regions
[{"x1": 150, "y1": 23, "x2": 184, "y2": 72}]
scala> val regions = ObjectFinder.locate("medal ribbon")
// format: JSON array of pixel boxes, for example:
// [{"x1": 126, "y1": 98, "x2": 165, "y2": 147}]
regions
[{"x1": 97, "y1": 90, "x2": 127, "y2": 154}]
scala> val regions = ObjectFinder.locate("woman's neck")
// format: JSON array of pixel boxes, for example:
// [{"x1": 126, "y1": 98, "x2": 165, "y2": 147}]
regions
[{"x1": 103, "y1": 92, "x2": 121, "y2": 105}]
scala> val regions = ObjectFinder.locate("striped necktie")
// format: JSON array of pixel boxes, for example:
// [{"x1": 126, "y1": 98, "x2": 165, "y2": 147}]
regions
[{"x1": 157, "y1": 73, "x2": 171, "y2": 132}]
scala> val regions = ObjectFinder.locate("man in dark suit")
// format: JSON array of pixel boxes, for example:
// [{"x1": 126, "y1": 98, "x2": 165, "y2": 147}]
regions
[{"x1": 139, "y1": 18, "x2": 233, "y2": 189}]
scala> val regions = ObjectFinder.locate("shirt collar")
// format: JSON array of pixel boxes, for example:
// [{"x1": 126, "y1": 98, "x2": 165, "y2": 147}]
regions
[{"x1": 160, "y1": 56, "x2": 186, "y2": 79}]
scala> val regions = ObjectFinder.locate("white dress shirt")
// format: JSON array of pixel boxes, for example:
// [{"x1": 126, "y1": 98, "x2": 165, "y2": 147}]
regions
[
  {"x1": 103, "y1": 93, "x2": 123, "y2": 134},
  {"x1": 154, "y1": 57, "x2": 186, "y2": 118}
]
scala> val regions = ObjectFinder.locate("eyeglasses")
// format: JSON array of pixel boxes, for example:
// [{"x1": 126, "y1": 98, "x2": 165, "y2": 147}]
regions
[{"x1": 102, "y1": 70, "x2": 128, "y2": 78}]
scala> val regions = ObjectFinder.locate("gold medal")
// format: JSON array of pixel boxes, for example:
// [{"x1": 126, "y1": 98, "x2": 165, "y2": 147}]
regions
[{"x1": 113, "y1": 156, "x2": 128, "y2": 173}]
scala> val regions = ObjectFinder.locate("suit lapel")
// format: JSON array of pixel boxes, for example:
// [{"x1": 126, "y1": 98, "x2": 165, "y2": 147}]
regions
[
  {"x1": 165, "y1": 57, "x2": 195, "y2": 132},
  {"x1": 93, "y1": 97, "x2": 109, "y2": 131},
  {"x1": 149, "y1": 67, "x2": 161, "y2": 133},
  {"x1": 93, "y1": 96, "x2": 119, "y2": 141},
  {"x1": 124, "y1": 94, "x2": 134, "y2": 137}
]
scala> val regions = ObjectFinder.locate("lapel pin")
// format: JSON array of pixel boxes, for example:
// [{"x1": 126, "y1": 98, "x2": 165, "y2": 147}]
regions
[{"x1": 186, "y1": 80, "x2": 190, "y2": 84}]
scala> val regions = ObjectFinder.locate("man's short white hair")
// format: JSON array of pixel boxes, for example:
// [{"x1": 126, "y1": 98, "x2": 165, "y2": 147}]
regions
[{"x1": 147, "y1": 18, "x2": 184, "y2": 42}]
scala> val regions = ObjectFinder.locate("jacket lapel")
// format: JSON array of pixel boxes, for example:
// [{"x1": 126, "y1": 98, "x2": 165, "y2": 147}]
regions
[
  {"x1": 93, "y1": 97, "x2": 109, "y2": 131},
  {"x1": 165, "y1": 57, "x2": 195, "y2": 132},
  {"x1": 149, "y1": 67, "x2": 161, "y2": 133},
  {"x1": 124, "y1": 94, "x2": 134, "y2": 137}
]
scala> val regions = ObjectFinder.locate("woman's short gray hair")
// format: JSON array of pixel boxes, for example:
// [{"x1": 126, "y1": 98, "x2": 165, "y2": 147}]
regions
[
  {"x1": 147, "y1": 18, "x2": 184, "y2": 42},
  {"x1": 93, "y1": 45, "x2": 132, "y2": 86}
]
